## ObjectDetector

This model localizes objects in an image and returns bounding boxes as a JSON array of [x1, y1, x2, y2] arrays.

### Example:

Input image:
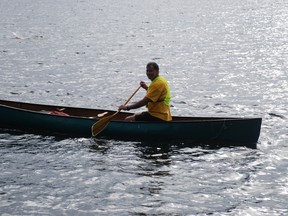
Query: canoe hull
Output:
[[0, 100, 262, 148], [101, 118, 262, 148]]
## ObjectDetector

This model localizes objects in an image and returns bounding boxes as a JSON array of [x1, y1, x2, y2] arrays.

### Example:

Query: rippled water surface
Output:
[[1, 0, 288, 215]]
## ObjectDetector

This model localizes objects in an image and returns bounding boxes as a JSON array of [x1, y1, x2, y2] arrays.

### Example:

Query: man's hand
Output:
[[118, 105, 129, 111], [140, 81, 148, 90]]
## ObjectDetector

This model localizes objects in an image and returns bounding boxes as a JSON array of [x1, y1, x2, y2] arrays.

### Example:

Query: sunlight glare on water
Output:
[[0, 0, 288, 215]]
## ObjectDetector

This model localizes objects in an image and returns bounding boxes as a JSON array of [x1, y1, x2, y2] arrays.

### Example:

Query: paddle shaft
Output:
[[111, 85, 141, 116], [122, 86, 141, 107]]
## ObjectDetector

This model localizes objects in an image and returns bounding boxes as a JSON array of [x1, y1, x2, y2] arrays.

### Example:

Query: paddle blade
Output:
[[91, 114, 115, 137]]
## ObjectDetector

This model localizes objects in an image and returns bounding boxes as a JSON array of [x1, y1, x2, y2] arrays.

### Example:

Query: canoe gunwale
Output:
[[0, 99, 261, 122]]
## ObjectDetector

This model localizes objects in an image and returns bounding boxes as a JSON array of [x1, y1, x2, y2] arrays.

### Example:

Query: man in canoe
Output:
[[119, 62, 172, 121]]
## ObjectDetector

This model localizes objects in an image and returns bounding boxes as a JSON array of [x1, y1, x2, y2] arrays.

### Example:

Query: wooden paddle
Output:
[[91, 86, 141, 137]]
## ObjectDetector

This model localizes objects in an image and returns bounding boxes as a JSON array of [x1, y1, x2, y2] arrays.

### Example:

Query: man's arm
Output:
[[119, 96, 151, 111]]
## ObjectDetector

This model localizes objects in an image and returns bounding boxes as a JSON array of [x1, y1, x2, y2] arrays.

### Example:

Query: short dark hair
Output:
[[146, 62, 159, 71]]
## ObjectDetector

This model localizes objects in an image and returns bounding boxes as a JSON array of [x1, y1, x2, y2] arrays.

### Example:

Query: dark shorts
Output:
[[135, 112, 164, 122]]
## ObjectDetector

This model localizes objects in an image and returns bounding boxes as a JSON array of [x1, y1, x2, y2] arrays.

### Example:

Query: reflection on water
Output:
[[0, 127, 283, 215]]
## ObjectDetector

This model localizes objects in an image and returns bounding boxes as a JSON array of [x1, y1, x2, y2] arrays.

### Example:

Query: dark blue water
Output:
[[1, 0, 287, 215]]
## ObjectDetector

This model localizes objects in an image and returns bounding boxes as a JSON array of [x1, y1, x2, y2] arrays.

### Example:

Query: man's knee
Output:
[[125, 115, 135, 121]]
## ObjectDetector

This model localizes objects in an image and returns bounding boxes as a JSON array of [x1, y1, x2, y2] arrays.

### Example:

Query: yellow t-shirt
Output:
[[146, 76, 172, 121]]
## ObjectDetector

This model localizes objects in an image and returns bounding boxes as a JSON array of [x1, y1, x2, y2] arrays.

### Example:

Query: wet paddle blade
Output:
[[91, 112, 117, 137]]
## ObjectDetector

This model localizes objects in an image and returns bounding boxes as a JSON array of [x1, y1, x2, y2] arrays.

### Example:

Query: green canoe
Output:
[[0, 99, 262, 148]]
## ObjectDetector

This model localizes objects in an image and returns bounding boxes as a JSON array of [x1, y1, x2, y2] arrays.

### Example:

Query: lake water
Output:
[[0, 0, 288, 215]]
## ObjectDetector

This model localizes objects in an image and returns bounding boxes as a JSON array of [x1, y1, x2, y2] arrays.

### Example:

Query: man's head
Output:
[[146, 62, 159, 80]]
